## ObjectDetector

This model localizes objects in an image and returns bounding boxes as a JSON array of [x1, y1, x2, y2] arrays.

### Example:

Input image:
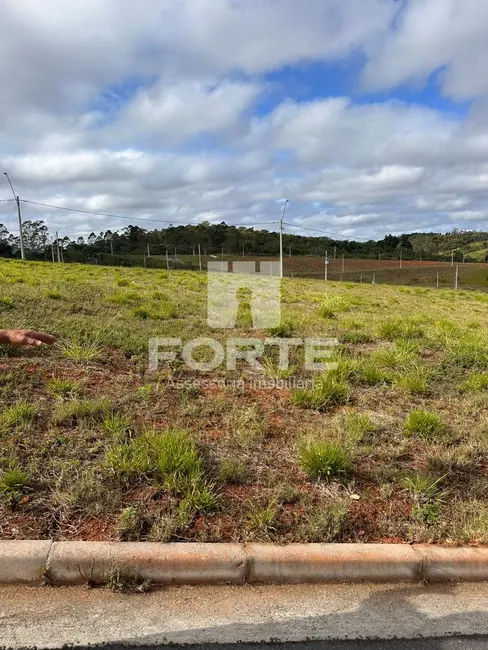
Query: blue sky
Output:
[[1, 0, 488, 240]]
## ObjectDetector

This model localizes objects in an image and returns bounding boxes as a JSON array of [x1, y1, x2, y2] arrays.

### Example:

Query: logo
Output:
[[207, 261, 281, 329]]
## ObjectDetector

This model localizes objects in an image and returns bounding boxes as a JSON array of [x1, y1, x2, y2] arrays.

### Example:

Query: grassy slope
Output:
[[0, 258, 487, 544]]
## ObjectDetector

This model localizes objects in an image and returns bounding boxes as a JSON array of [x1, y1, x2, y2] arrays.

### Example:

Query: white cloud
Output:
[[362, 0, 488, 100], [1, 0, 488, 242], [114, 80, 262, 143]]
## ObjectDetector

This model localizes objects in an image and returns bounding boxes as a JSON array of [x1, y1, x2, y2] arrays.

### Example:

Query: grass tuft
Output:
[[403, 409, 446, 442], [292, 376, 349, 411], [0, 401, 37, 428], [299, 441, 349, 481], [54, 398, 112, 425]]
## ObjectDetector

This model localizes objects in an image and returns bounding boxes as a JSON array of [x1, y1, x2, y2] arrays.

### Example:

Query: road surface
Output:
[[1, 582, 488, 648]]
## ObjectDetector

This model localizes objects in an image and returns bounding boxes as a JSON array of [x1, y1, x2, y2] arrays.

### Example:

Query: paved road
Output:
[[1, 583, 488, 649]]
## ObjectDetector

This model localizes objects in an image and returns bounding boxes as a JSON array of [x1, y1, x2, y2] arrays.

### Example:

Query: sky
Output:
[[1, 0, 488, 241]]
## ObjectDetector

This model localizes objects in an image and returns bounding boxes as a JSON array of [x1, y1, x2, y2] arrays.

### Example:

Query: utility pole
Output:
[[198, 244, 202, 272], [55, 232, 61, 263], [51, 240, 55, 263], [334, 246, 337, 259], [147, 243, 151, 258], [451, 251, 454, 267], [174, 246, 177, 262], [455, 265, 459, 290], [166, 248, 169, 271], [324, 257, 328, 281], [342, 253, 345, 273], [372, 273, 376, 285], [436, 271, 440, 288], [279, 199, 288, 279], [110, 239, 114, 255], [289, 243, 292, 258], [400, 250, 403, 269], [242, 244, 245, 258], [3, 172, 25, 260]]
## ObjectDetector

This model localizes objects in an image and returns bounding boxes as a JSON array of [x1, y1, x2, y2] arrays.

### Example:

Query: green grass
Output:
[[60, 339, 103, 361], [291, 376, 350, 411], [0, 468, 30, 498], [0, 401, 37, 428], [1, 257, 488, 544], [403, 409, 447, 442], [47, 378, 82, 398], [54, 398, 112, 424], [458, 372, 488, 392], [299, 441, 350, 481], [394, 366, 430, 395]]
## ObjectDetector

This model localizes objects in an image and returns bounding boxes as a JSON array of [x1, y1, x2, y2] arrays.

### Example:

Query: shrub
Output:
[[403, 409, 446, 441], [299, 441, 349, 481]]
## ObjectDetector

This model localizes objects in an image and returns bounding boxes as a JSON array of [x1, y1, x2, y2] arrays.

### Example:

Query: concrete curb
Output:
[[0, 541, 487, 586]]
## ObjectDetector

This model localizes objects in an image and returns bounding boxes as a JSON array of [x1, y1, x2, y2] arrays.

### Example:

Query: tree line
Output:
[[0, 220, 486, 267]]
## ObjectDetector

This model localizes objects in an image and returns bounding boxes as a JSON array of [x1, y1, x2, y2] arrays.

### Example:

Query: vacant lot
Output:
[[0, 258, 487, 544], [172, 254, 488, 290]]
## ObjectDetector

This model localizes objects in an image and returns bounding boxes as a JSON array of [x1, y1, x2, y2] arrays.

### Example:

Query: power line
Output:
[[0, 199, 15, 202], [283, 221, 372, 241], [20, 199, 279, 229]]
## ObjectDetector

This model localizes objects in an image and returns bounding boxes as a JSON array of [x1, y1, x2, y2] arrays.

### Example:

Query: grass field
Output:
[[0, 257, 488, 544]]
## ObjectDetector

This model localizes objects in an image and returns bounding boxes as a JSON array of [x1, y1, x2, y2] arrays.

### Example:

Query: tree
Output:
[[0, 224, 12, 257], [22, 220, 49, 255]]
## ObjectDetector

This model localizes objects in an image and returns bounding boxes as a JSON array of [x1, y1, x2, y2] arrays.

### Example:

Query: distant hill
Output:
[[408, 230, 488, 262]]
